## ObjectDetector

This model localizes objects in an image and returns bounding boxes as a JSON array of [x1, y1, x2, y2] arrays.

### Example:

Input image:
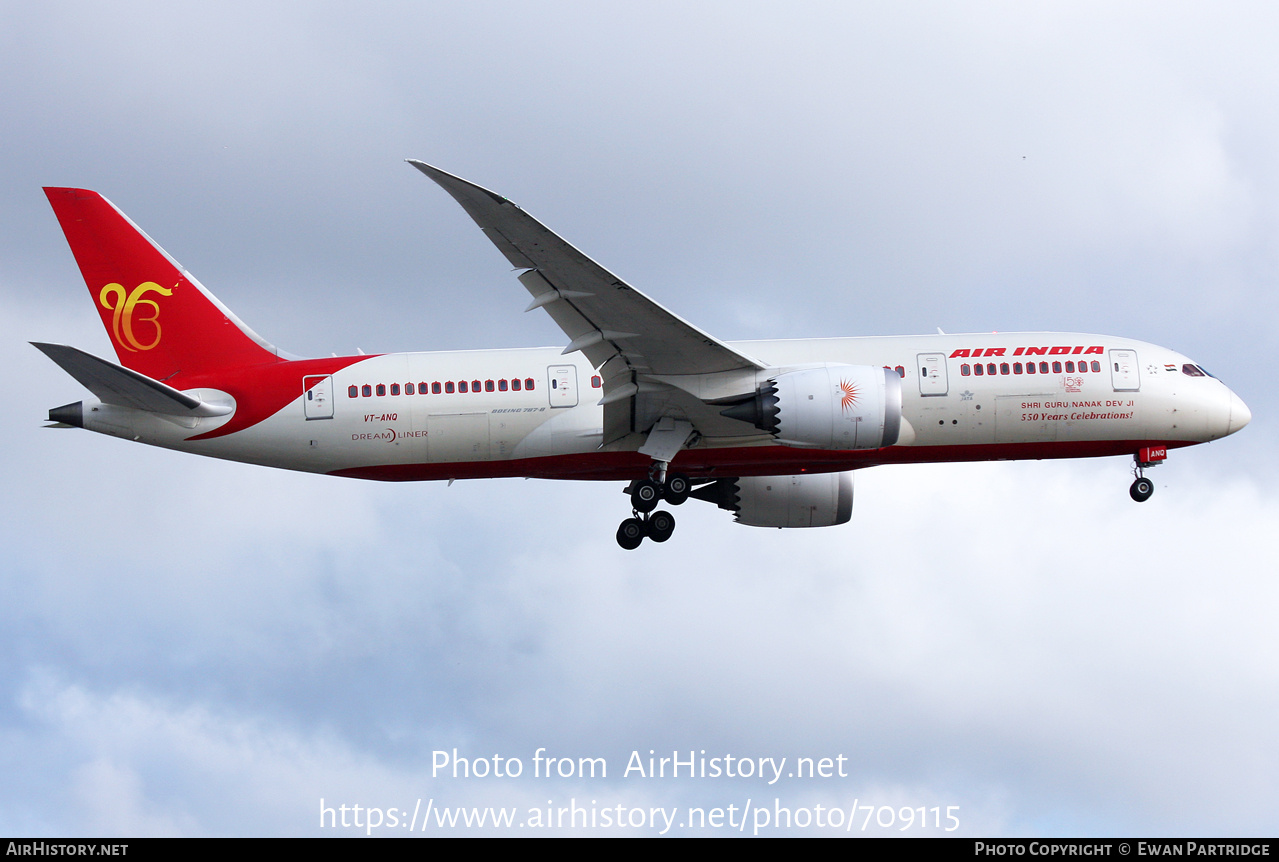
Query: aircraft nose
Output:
[[1227, 389, 1251, 436]]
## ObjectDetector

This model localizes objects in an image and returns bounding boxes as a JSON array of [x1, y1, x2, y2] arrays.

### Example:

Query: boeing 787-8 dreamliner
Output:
[[36, 162, 1251, 548]]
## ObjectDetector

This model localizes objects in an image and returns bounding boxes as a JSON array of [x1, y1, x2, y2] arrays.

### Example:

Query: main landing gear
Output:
[[616, 468, 690, 549]]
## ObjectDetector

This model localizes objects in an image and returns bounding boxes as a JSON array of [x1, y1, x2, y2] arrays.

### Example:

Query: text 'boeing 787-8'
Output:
[[36, 162, 1250, 548]]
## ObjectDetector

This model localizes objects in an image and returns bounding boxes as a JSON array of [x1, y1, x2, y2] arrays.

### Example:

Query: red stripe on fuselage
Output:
[[328, 438, 1196, 483], [184, 355, 376, 440]]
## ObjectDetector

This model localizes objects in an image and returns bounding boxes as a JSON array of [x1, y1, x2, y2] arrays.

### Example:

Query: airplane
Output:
[[35, 162, 1251, 549]]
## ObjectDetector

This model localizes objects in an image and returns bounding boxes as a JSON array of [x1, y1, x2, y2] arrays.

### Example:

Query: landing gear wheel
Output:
[[631, 479, 661, 513], [1130, 477, 1154, 503], [663, 473, 691, 506], [646, 510, 676, 543], [616, 518, 645, 550]]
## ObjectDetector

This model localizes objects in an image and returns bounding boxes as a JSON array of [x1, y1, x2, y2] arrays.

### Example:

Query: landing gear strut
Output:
[[617, 467, 691, 549], [1129, 451, 1158, 503]]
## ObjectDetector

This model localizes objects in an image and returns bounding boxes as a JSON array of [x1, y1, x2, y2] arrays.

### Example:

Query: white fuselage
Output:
[[73, 331, 1249, 483]]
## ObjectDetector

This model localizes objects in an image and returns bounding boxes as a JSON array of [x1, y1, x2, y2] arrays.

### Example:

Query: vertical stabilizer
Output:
[[43, 188, 282, 381]]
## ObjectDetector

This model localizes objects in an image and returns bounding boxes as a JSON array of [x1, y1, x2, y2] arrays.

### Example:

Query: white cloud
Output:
[[5, 456, 1275, 835]]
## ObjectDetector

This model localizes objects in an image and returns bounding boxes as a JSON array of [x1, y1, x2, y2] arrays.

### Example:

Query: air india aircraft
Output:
[[36, 162, 1251, 548]]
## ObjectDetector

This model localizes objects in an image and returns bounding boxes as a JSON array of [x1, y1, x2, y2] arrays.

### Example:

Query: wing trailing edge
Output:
[[406, 160, 763, 376]]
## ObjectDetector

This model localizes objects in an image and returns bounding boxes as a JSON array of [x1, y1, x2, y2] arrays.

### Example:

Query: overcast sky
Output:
[[2, 1, 1276, 837]]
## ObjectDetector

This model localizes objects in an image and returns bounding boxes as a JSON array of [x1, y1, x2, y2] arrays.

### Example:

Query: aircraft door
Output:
[[1109, 349, 1140, 392], [917, 353, 949, 396], [547, 365, 578, 407], [303, 375, 334, 420], [427, 413, 490, 462]]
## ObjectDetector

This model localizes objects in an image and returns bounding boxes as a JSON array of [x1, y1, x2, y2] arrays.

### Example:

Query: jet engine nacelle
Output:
[[690, 472, 854, 527], [734, 473, 854, 528], [722, 364, 902, 450]]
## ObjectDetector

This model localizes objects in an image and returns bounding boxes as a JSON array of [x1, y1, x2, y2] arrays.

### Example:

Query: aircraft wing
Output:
[[408, 161, 764, 378]]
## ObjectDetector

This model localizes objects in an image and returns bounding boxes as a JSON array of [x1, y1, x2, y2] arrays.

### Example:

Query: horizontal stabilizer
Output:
[[32, 342, 232, 417]]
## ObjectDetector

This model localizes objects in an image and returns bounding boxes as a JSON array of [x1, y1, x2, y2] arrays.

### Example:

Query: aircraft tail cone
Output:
[[48, 401, 83, 428]]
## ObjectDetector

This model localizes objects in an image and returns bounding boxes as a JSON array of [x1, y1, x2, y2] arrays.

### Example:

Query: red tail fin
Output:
[[44, 188, 282, 381]]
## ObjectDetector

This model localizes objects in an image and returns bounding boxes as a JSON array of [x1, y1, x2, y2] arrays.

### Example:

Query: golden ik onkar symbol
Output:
[[99, 282, 172, 352]]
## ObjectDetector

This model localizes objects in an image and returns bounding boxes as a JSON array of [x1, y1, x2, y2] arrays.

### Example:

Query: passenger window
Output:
[[987, 363, 996, 375], [445, 382, 455, 393], [526, 378, 535, 390], [1013, 363, 1022, 374], [1027, 363, 1036, 374], [348, 385, 358, 398], [974, 364, 984, 376], [391, 383, 401, 396], [376, 384, 386, 396], [512, 379, 522, 391], [459, 381, 468, 393], [362, 385, 372, 397], [485, 380, 495, 392], [405, 383, 415, 395], [1000, 363, 1010, 375], [472, 380, 481, 392], [591, 375, 602, 388], [1052, 362, 1062, 374], [1040, 362, 1049, 374], [1091, 361, 1101, 372], [961, 364, 971, 376], [432, 382, 441, 394], [499, 379, 508, 391]]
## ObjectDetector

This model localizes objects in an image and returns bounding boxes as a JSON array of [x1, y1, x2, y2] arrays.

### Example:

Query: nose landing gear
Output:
[[1129, 475, 1154, 503], [1129, 447, 1164, 503]]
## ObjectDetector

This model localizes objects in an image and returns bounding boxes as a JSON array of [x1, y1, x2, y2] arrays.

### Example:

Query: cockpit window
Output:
[[1182, 364, 1206, 377]]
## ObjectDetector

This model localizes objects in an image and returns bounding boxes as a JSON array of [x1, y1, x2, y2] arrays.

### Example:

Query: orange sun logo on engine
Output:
[[839, 378, 859, 412], [99, 281, 173, 352]]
